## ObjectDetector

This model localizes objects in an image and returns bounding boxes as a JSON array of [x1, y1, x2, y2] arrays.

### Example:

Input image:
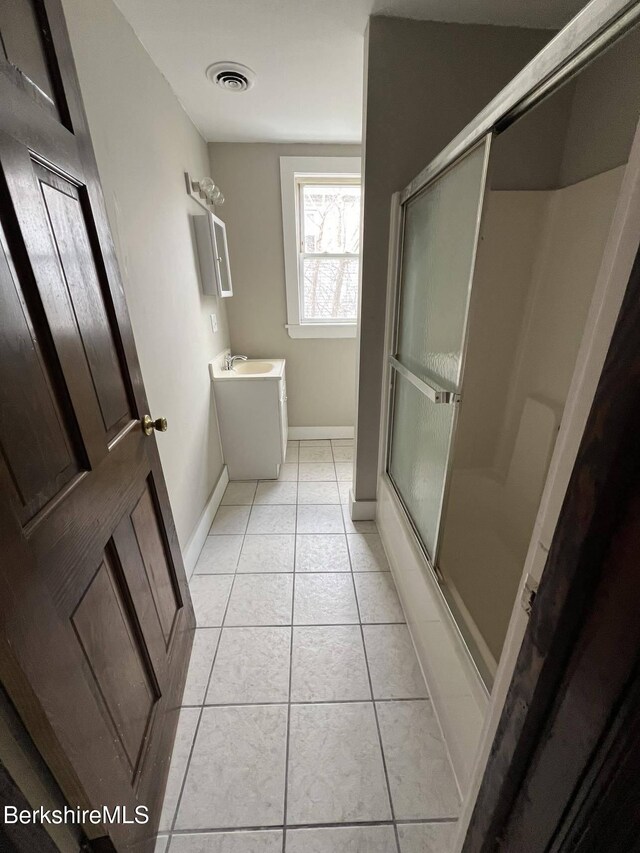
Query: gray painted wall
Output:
[[63, 0, 230, 548], [210, 142, 361, 428], [490, 84, 575, 191], [559, 24, 640, 186], [355, 16, 552, 501], [491, 23, 640, 192]]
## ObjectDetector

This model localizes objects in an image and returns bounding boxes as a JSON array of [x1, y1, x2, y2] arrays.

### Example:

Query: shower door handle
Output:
[[389, 356, 460, 404]]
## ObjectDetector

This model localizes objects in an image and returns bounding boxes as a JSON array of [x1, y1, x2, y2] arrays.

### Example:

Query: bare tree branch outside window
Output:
[[299, 182, 361, 322]]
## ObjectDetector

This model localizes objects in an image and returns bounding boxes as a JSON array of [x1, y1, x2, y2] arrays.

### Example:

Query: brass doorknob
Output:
[[142, 414, 168, 436]]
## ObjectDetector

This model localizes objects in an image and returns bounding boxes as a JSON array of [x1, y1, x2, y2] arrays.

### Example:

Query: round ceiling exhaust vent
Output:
[[206, 62, 256, 92]]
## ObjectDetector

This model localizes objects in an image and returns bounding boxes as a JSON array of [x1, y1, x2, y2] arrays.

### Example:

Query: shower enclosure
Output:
[[387, 138, 491, 562], [384, 23, 640, 688]]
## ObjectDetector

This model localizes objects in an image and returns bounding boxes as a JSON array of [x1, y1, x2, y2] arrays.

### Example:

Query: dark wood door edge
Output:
[[87, 838, 117, 853], [462, 240, 640, 850], [553, 661, 640, 852], [500, 466, 640, 848]]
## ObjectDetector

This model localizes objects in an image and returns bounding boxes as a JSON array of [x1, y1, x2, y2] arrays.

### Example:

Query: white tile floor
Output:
[[157, 440, 459, 853]]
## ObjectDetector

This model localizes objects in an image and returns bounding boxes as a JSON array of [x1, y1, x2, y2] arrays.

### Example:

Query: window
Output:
[[299, 180, 360, 322], [280, 156, 361, 338]]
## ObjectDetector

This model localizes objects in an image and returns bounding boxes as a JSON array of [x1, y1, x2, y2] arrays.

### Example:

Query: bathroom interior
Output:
[[2, 1, 640, 852], [175, 20, 640, 848]]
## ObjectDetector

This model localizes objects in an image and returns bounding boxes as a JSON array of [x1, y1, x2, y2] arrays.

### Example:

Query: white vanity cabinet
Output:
[[211, 359, 288, 480]]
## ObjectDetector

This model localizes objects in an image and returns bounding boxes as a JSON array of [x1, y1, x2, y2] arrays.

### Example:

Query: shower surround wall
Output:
[[441, 166, 625, 671]]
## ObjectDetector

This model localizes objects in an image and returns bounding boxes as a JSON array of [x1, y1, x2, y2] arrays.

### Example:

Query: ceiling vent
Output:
[[206, 62, 256, 92]]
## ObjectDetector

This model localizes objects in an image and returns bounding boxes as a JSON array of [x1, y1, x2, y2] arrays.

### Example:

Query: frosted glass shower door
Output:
[[388, 137, 491, 562]]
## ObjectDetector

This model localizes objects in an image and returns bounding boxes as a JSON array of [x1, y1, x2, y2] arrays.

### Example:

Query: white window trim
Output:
[[280, 155, 361, 339]]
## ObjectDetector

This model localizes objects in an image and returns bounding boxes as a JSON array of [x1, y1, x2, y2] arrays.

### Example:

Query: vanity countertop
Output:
[[209, 357, 286, 381]]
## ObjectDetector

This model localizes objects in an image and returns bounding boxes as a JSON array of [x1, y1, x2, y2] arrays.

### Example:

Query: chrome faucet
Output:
[[224, 353, 248, 370]]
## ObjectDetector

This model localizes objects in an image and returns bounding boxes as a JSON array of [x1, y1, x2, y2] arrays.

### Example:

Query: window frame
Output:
[[280, 156, 361, 339]]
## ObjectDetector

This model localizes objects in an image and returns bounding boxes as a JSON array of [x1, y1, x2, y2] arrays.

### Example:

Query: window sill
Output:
[[286, 323, 357, 339]]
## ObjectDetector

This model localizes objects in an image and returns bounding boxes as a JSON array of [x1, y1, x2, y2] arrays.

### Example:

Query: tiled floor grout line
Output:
[[196, 570, 391, 577], [281, 486, 297, 853], [342, 500, 403, 853], [165, 683, 207, 849], [224, 499, 345, 507], [193, 620, 405, 629], [168, 816, 458, 837], [180, 696, 423, 708], [166, 501, 251, 850]]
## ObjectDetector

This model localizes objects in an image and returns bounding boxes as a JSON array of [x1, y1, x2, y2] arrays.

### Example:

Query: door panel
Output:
[[71, 546, 160, 781], [130, 486, 181, 647], [396, 141, 490, 388], [389, 372, 455, 557], [36, 164, 131, 437], [387, 137, 491, 561], [1, 136, 108, 469], [0, 0, 63, 121], [0, 226, 81, 523], [0, 2, 195, 850]]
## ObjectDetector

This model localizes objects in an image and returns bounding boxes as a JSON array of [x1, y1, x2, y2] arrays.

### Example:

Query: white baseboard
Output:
[[377, 475, 488, 796], [288, 426, 354, 440], [182, 465, 229, 579], [348, 488, 377, 520]]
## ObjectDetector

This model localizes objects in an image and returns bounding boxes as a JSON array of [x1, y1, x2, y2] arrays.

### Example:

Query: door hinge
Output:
[[521, 574, 539, 617]]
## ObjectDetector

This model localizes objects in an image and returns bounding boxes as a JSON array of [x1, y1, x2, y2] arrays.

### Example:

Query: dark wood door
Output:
[[462, 238, 640, 851], [0, 1, 195, 850]]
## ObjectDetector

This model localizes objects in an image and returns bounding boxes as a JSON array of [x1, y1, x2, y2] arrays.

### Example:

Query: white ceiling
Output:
[[114, 0, 589, 144]]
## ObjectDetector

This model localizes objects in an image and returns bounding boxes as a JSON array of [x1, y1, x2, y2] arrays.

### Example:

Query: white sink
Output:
[[232, 361, 273, 375], [209, 356, 286, 382]]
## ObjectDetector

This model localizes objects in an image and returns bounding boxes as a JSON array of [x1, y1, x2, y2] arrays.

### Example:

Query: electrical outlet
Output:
[[210, 313, 218, 334]]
